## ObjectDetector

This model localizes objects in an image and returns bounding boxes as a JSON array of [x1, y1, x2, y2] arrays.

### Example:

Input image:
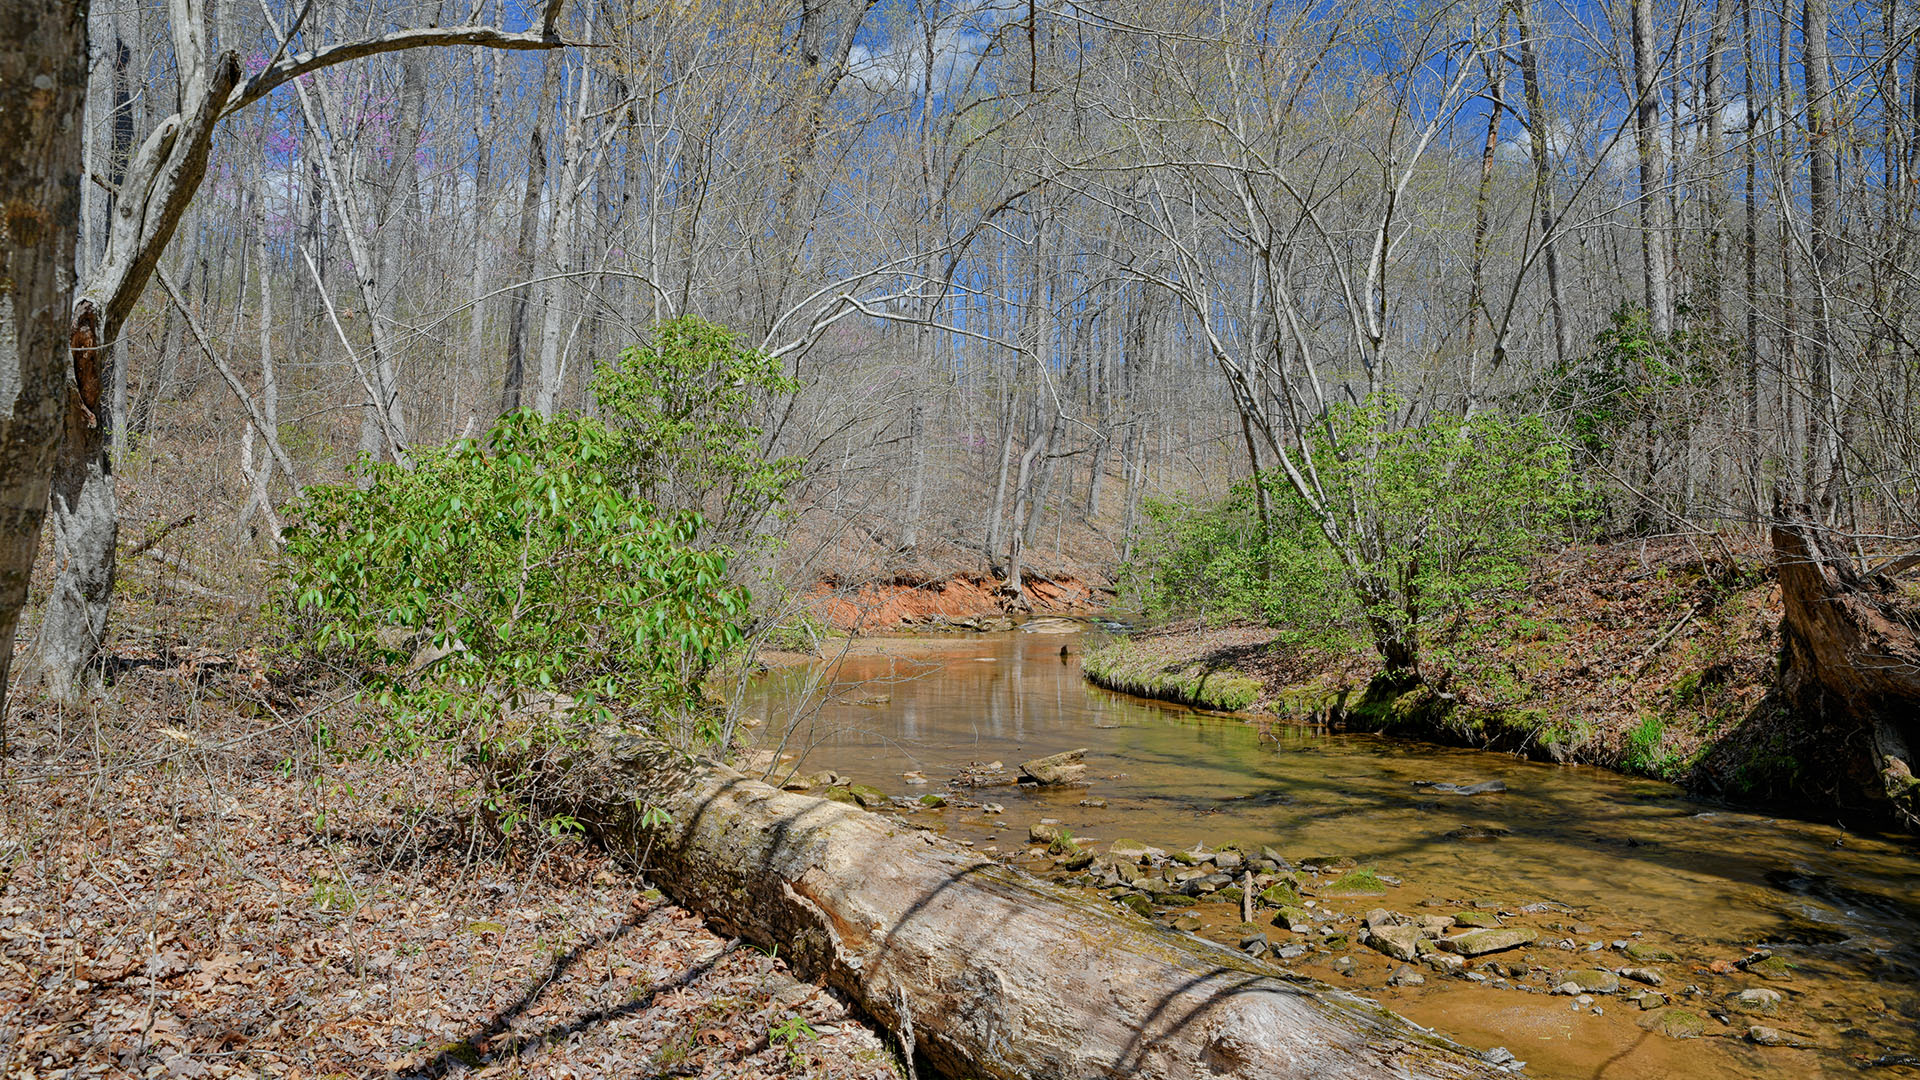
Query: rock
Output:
[[1110, 860, 1143, 885], [1301, 856, 1356, 872], [1746, 1025, 1787, 1046], [1412, 779, 1508, 795], [917, 793, 948, 808], [1077, 797, 1108, 808], [1275, 943, 1309, 960], [1364, 908, 1399, 930], [1330, 956, 1357, 977], [1367, 925, 1426, 962], [1259, 847, 1291, 869], [1645, 1008, 1706, 1039], [847, 784, 889, 809], [1018, 749, 1089, 785], [1424, 953, 1466, 975], [1440, 928, 1537, 957], [1240, 933, 1269, 956], [1621, 942, 1677, 963], [1387, 964, 1426, 987], [1258, 882, 1302, 908], [1481, 1047, 1517, 1067], [1149, 892, 1198, 908], [1559, 968, 1620, 994], [1552, 981, 1582, 996], [1630, 990, 1667, 1011], [1273, 907, 1314, 933], [1117, 893, 1153, 917], [823, 786, 858, 805], [1107, 838, 1152, 862], [1453, 911, 1502, 929], [1028, 822, 1067, 844], [1728, 987, 1783, 1016], [1215, 851, 1244, 872], [1216, 887, 1245, 905], [1189, 873, 1232, 895], [1416, 915, 1456, 935], [1441, 824, 1511, 841], [1060, 850, 1095, 871], [1742, 954, 1795, 981], [1172, 847, 1214, 866], [1619, 967, 1664, 987], [1169, 912, 1202, 932]]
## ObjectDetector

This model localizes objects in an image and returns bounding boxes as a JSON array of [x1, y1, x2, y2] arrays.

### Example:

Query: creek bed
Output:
[[742, 628, 1920, 1079]]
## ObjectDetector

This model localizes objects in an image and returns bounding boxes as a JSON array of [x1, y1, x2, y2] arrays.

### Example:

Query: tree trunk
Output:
[[0, 0, 89, 729], [579, 736, 1508, 1080], [1772, 506, 1920, 828], [1629, 0, 1674, 335]]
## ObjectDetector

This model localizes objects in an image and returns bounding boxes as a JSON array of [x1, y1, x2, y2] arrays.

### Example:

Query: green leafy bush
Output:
[[280, 318, 798, 832], [1121, 402, 1583, 673]]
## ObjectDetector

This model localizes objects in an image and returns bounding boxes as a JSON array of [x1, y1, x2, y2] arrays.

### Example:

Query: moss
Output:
[[1258, 882, 1303, 907], [1322, 867, 1388, 895], [1081, 642, 1262, 713]]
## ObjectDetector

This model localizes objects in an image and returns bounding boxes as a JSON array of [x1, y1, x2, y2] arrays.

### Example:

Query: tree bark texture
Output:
[[1772, 507, 1920, 828], [577, 735, 1506, 1080], [0, 0, 89, 726]]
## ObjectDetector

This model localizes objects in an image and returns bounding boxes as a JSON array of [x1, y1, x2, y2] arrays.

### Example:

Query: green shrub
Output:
[[280, 319, 797, 832]]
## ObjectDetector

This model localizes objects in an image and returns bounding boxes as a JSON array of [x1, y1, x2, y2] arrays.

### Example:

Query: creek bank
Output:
[[808, 572, 1109, 632], [1082, 537, 1906, 821]]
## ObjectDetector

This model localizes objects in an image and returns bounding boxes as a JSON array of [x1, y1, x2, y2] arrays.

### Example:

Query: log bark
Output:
[[1772, 506, 1920, 828], [576, 735, 1506, 1080]]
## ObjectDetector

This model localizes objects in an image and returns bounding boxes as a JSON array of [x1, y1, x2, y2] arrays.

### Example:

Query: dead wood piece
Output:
[[581, 735, 1505, 1080]]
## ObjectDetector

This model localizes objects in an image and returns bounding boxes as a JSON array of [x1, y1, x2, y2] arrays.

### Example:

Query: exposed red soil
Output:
[[808, 574, 1107, 633]]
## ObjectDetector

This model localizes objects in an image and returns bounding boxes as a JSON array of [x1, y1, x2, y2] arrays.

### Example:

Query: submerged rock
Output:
[[1621, 942, 1678, 963], [1645, 1008, 1707, 1039], [1728, 987, 1784, 1016], [1558, 968, 1621, 994], [1619, 966, 1664, 986], [1440, 928, 1537, 956], [1413, 779, 1509, 796], [1452, 911, 1502, 929], [1018, 748, 1089, 785]]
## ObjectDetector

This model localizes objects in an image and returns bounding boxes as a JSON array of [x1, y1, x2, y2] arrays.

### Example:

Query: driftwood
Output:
[[1772, 507, 1920, 827], [579, 735, 1507, 1080]]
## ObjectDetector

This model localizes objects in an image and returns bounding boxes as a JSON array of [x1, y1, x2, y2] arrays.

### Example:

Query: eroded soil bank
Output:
[[807, 572, 1107, 632]]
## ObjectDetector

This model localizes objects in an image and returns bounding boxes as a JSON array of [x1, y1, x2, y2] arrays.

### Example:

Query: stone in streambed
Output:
[[1619, 967, 1664, 987], [916, 793, 947, 808], [1728, 987, 1783, 1016], [1169, 912, 1202, 932], [1028, 821, 1067, 844], [1107, 838, 1153, 862], [1440, 927, 1537, 956], [1273, 906, 1314, 933], [1387, 963, 1426, 987], [1060, 849, 1095, 871], [1367, 925, 1426, 962], [1558, 968, 1620, 994], [1621, 942, 1677, 963], [1644, 1008, 1706, 1039], [1018, 748, 1088, 785], [1453, 911, 1502, 929], [846, 784, 889, 809]]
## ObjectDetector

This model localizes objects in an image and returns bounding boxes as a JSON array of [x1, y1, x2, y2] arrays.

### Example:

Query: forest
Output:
[[2, 0, 1919, 1076]]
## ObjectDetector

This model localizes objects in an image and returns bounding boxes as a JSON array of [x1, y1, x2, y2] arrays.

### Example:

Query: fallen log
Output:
[[577, 734, 1508, 1079], [1772, 507, 1920, 828]]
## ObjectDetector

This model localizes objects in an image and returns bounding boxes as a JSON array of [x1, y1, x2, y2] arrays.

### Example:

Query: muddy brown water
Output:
[[743, 628, 1920, 1079]]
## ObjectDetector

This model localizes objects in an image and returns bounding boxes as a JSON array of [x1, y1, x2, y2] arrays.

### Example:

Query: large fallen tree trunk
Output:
[[1772, 506, 1920, 828], [574, 735, 1507, 1079]]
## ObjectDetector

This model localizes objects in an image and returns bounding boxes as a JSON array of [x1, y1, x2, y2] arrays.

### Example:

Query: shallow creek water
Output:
[[743, 628, 1920, 1079]]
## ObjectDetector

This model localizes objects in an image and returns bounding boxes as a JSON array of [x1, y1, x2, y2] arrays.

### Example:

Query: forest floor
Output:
[[0, 645, 903, 1080], [1081, 534, 1865, 811]]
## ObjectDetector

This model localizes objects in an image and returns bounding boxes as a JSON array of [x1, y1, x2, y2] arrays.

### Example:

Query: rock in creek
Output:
[[1440, 928, 1537, 956], [1028, 821, 1067, 844], [1367, 925, 1427, 962], [1557, 968, 1621, 994], [1018, 748, 1088, 785], [1453, 911, 1502, 929], [1621, 942, 1678, 963], [1619, 966, 1664, 986], [1728, 987, 1784, 1016], [1412, 779, 1509, 796], [1106, 837, 1154, 862], [1387, 964, 1427, 987]]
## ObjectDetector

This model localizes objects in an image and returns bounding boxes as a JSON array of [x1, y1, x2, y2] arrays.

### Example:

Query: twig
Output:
[[126, 514, 196, 559], [1633, 602, 1702, 676]]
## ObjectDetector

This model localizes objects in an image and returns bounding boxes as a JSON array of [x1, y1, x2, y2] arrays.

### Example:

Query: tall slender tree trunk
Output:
[[1802, 0, 1842, 512], [1630, 0, 1675, 335], [502, 54, 560, 414], [1514, 0, 1572, 366]]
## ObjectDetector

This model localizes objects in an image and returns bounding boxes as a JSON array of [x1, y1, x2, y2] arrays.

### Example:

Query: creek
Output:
[[744, 626, 1920, 1079]]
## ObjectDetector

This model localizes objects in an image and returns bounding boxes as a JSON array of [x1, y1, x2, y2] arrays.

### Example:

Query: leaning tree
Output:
[[29, 0, 576, 698]]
